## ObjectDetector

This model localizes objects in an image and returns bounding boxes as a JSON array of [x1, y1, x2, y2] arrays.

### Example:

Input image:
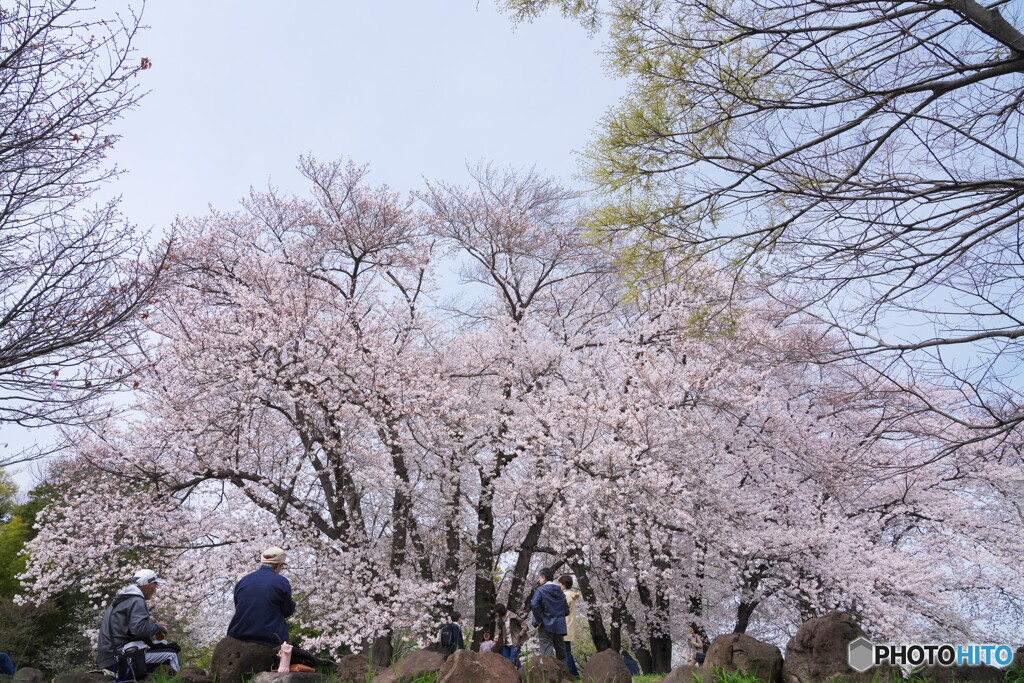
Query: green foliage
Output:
[[501, 0, 603, 33], [0, 514, 31, 595], [688, 667, 763, 683], [0, 481, 94, 674], [0, 470, 17, 522], [144, 669, 180, 683], [0, 481, 63, 598]]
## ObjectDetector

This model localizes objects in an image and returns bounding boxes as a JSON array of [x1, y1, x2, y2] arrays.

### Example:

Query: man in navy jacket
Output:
[[530, 567, 570, 664], [227, 547, 296, 647]]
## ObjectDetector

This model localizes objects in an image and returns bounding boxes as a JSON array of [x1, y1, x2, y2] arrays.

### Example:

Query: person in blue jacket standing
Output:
[[530, 567, 570, 664], [227, 546, 295, 647]]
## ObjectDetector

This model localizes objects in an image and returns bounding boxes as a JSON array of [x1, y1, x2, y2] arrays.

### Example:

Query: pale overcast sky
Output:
[[113, 1, 619, 221], [1, 1, 623, 488]]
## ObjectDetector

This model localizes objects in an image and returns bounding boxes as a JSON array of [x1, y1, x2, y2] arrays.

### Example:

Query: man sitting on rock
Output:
[[97, 569, 180, 678], [226, 546, 317, 669], [227, 546, 295, 647]]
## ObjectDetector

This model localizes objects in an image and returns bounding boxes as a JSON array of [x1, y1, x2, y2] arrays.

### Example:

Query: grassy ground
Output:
[[143, 662, 1024, 683]]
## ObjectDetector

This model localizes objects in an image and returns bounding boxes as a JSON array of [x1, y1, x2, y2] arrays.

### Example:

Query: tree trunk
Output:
[[650, 632, 672, 673], [635, 551, 673, 674], [636, 648, 653, 675], [689, 538, 709, 649], [568, 558, 611, 652], [507, 515, 545, 614], [444, 477, 462, 578], [366, 632, 393, 668], [734, 598, 760, 634], [471, 474, 498, 650], [610, 604, 623, 653]]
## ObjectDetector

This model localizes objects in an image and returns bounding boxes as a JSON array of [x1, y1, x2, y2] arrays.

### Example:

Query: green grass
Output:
[[174, 658, 1024, 683], [626, 663, 1024, 683]]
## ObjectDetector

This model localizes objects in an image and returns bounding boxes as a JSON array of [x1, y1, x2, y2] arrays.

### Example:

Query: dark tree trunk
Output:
[[650, 579, 673, 672], [636, 649, 653, 675], [650, 632, 672, 672], [471, 474, 498, 650], [444, 477, 462, 578], [734, 598, 760, 634], [610, 604, 623, 653], [689, 539, 709, 648], [568, 558, 611, 652], [437, 475, 462, 620], [366, 632, 393, 668], [634, 553, 673, 674], [507, 515, 545, 614]]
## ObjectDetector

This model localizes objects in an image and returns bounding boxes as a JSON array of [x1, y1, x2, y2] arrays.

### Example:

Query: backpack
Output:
[[114, 646, 148, 682], [439, 623, 457, 649]]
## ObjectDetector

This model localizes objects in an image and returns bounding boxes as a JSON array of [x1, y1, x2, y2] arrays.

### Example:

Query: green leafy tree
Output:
[[0, 482, 93, 673], [500, 0, 1024, 455], [0, 471, 17, 522], [0, 516, 31, 596]]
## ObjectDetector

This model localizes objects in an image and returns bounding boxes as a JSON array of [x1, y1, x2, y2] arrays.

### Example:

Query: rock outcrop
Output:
[[211, 636, 277, 683], [580, 649, 632, 683], [371, 649, 446, 683], [705, 632, 783, 683], [437, 649, 518, 683]]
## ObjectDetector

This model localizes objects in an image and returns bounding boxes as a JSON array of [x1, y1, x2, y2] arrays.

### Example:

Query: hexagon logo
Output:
[[848, 636, 875, 672]]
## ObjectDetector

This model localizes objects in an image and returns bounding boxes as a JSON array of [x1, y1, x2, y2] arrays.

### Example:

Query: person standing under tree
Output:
[[493, 604, 527, 669], [531, 568, 570, 664], [683, 625, 704, 665], [559, 575, 581, 675], [438, 612, 465, 657]]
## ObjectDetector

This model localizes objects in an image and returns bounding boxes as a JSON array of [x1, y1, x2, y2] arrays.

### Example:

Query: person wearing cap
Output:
[[226, 546, 296, 648], [97, 569, 179, 675]]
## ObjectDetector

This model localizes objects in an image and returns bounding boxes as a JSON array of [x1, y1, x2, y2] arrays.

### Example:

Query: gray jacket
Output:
[[97, 585, 163, 669]]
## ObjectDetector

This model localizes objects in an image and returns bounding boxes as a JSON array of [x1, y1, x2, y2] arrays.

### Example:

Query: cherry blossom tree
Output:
[[21, 158, 459, 663], [18, 159, 1023, 671]]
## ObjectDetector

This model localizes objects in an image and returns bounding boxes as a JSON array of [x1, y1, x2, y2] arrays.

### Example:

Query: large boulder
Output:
[[53, 674, 113, 683], [175, 666, 213, 683], [783, 611, 896, 683], [662, 664, 704, 683], [335, 654, 371, 683], [705, 633, 783, 683], [371, 649, 445, 683], [211, 636, 277, 683], [580, 649, 633, 683], [520, 654, 571, 682], [252, 674, 329, 683], [438, 649, 518, 683], [915, 664, 1005, 682], [12, 669, 45, 683]]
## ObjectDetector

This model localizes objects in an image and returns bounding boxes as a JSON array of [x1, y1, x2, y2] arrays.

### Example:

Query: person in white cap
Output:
[[226, 547, 296, 649], [97, 569, 179, 677]]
